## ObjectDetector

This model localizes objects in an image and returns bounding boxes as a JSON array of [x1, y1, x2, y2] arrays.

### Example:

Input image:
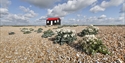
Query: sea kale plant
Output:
[[21, 28, 31, 34], [70, 24, 78, 27], [78, 25, 110, 55], [57, 25, 63, 28], [80, 34, 110, 55], [21, 28, 28, 32], [8, 32, 15, 35], [42, 29, 54, 38], [78, 25, 99, 37], [37, 28, 43, 33], [54, 28, 77, 45], [29, 28, 34, 31]]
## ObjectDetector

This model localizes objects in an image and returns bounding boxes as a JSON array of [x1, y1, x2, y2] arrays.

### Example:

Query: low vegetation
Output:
[[79, 35, 110, 55], [36, 28, 43, 33], [20, 28, 43, 34], [57, 25, 63, 28], [54, 29, 77, 45], [29, 28, 34, 31], [13, 25, 110, 55], [8, 32, 15, 35], [21, 28, 31, 34], [78, 25, 99, 37], [42, 29, 54, 38], [69, 25, 78, 27], [78, 25, 110, 55]]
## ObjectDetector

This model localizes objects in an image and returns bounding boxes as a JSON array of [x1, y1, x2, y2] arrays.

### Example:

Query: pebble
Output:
[[77, 58, 83, 63], [14, 51, 18, 54], [124, 55, 125, 60], [103, 57, 108, 60], [123, 36, 125, 38], [76, 53, 80, 57], [6, 56, 12, 59], [50, 61, 54, 63], [95, 60, 100, 63], [67, 57, 71, 61], [115, 59, 123, 63]]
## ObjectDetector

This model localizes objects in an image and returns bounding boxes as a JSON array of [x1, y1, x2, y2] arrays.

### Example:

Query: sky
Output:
[[0, 0, 125, 25]]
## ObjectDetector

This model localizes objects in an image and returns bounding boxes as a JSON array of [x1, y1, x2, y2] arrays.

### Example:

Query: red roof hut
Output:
[[46, 17, 61, 25]]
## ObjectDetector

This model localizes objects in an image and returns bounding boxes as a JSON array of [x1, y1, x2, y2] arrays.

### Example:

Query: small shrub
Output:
[[8, 32, 15, 35], [38, 28, 43, 30], [80, 35, 110, 55], [21, 28, 28, 32], [37, 28, 43, 33], [57, 25, 63, 28], [78, 25, 99, 37], [23, 30, 31, 34], [54, 29, 77, 45], [44, 25, 47, 28], [29, 28, 34, 31], [42, 29, 54, 38], [34, 30, 37, 32], [21, 28, 31, 34], [70, 24, 78, 27]]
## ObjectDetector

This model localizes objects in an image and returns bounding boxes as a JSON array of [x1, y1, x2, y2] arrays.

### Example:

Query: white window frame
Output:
[[54, 20, 57, 23], [50, 21, 53, 25], [57, 20, 59, 22], [47, 21, 49, 23]]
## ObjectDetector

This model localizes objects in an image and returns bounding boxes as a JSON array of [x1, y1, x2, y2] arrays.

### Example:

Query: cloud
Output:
[[35, 16, 47, 25], [98, 14, 106, 19], [120, 3, 125, 13], [6, 14, 29, 22], [90, 0, 124, 13], [90, 5, 105, 13], [0, 8, 9, 18], [119, 13, 125, 21], [47, 0, 97, 17], [0, 0, 11, 8], [65, 14, 124, 25], [22, 0, 60, 8], [1, 13, 29, 25], [1, 6, 38, 25], [36, 16, 47, 22], [100, 0, 124, 8]]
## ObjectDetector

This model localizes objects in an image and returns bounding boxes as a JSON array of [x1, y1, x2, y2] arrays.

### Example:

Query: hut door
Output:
[[50, 21, 53, 25]]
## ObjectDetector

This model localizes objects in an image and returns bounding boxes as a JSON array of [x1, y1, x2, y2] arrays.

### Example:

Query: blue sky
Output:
[[0, 0, 125, 25]]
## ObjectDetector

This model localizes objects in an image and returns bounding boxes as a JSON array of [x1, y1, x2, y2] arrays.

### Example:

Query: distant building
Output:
[[46, 17, 61, 25]]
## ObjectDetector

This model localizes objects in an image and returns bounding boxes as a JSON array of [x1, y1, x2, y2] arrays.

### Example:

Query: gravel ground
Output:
[[0, 26, 125, 63]]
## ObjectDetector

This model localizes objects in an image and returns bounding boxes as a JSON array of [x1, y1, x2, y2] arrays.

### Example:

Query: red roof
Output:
[[47, 17, 60, 21]]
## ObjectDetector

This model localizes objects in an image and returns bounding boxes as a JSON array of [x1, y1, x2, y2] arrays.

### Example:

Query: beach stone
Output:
[[76, 53, 80, 57], [115, 59, 123, 63], [103, 57, 108, 61]]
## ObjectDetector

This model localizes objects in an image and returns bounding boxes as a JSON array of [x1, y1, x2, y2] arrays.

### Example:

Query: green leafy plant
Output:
[[78, 25, 99, 37], [54, 29, 77, 45], [21, 28, 31, 34], [29, 28, 34, 31], [70, 24, 78, 27], [37, 28, 43, 33], [21, 28, 28, 32], [8, 32, 15, 35], [42, 29, 54, 38], [23, 30, 31, 34], [57, 25, 63, 28], [80, 35, 110, 55]]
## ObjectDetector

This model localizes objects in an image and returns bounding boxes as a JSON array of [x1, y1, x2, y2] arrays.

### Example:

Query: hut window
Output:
[[54, 21, 56, 23], [57, 20, 59, 22], [47, 21, 49, 23]]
